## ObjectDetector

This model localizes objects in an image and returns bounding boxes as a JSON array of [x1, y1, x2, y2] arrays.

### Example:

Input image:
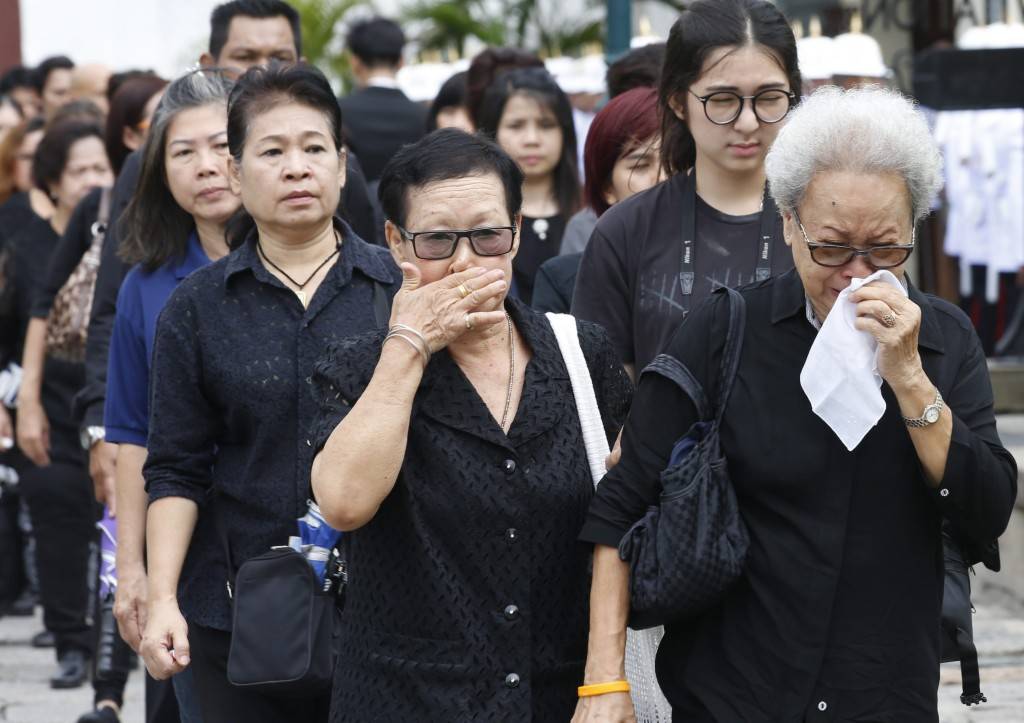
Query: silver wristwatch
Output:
[[80, 425, 106, 450], [903, 389, 944, 428]]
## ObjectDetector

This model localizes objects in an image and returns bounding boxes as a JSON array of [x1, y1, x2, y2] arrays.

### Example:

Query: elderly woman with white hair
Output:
[[574, 86, 1017, 722]]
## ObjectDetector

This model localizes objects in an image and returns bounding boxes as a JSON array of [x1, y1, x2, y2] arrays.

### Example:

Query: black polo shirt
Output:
[[143, 219, 401, 631], [582, 269, 1017, 721]]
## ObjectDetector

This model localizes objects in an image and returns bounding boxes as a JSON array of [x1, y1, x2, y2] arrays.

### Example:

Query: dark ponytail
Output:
[[659, 0, 801, 175]]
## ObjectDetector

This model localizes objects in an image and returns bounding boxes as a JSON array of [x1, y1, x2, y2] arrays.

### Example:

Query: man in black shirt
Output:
[[338, 17, 427, 184]]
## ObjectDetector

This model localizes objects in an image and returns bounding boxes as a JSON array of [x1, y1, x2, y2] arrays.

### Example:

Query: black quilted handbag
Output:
[[618, 287, 750, 630]]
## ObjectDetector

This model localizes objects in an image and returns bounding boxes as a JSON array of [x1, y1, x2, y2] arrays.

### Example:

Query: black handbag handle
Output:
[[640, 287, 746, 424]]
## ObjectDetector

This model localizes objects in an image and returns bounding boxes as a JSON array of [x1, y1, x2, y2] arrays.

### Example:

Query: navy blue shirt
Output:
[[143, 219, 400, 630], [104, 232, 211, 446]]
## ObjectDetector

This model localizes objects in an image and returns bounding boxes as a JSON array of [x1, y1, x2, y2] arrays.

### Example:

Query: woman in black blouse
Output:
[[0, 119, 112, 689], [576, 87, 1018, 722], [138, 63, 400, 722], [477, 67, 580, 305], [572, 0, 800, 378], [310, 129, 631, 722]]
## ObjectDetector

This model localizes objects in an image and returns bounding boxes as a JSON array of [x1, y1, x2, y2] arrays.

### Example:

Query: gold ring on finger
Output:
[[882, 313, 897, 328], [464, 313, 473, 330], [457, 283, 471, 299]]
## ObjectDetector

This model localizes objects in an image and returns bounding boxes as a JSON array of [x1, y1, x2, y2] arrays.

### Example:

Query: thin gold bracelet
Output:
[[577, 680, 630, 697]]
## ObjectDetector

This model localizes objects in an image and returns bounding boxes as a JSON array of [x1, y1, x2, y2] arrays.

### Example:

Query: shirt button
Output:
[[818, 701, 827, 712], [503, 459, 517, 474], [503, 604, 520, 621], [504, 673, 520, 688], [505, 528, 518, 542], [940, 488, 950, 497]]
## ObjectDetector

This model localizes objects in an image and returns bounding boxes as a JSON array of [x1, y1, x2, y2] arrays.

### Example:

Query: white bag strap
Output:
[[545, 312, 608, 487], [545, 312, 672, 723]]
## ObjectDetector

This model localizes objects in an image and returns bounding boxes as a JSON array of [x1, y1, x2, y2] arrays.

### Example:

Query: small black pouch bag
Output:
[[618, 287, 750, 630], [225, 544, 339, 696]]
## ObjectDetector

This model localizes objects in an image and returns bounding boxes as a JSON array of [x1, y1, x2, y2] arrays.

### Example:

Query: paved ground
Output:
[[4, 418, 1024, 722]]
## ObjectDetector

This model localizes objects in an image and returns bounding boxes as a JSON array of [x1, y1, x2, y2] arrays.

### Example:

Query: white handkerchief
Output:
[[800, 269, 908, 450]]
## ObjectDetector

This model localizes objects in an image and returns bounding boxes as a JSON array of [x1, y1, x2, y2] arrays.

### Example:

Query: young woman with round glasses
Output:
[[572, 0, 801, 379]]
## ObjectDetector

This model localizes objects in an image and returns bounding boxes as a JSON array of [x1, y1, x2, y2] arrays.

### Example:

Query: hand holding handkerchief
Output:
[[800, 269, 908, 450]]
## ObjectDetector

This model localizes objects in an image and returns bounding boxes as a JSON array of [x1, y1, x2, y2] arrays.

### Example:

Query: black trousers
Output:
[[18, 460, 96, 657], [189, 623, 330, 723]]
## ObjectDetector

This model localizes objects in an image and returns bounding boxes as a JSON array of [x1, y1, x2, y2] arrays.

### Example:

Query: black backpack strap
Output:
[[715, 287, 747, 424], [642, 354, 711, 421], [957, 627, 986, 705], [372, 280, 391, 329]]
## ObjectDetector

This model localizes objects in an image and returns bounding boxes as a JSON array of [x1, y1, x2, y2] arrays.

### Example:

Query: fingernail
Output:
[[179, 655, 190, 665], [497, 281, 507, 290]]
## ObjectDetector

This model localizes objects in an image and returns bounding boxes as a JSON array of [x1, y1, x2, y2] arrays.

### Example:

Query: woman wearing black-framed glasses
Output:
[[310, 129, 631, 722], [572, 0, 800, 381]]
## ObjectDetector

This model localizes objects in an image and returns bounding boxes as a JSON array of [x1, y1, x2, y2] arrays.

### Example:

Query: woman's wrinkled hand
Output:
[[851, 283, 926, 393], [16, 398, 50, 467], [389, 263, 507, 353], [571, 693, 638, 723], [141, 598, 190, 679]]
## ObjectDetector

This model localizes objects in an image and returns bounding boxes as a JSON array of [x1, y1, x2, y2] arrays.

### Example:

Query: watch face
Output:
[[924, 407, 940, 424]]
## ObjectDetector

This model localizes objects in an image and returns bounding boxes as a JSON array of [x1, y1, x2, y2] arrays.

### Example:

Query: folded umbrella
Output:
[[296, 500, 342, 583]]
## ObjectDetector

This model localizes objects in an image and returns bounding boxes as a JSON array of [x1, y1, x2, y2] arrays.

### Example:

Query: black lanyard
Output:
[[679, 173, 778, 311]]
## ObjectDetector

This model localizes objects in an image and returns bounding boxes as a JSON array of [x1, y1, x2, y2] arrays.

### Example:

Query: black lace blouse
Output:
[[310, 299, 632, 722]]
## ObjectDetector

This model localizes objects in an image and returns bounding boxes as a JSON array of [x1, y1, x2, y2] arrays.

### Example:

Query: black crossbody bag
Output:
[[221, 280, 391, 696]]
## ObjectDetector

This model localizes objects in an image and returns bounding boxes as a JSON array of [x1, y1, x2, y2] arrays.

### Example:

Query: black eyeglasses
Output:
[[395, 224, 517, 260], [793, 210, 915, 268], [688, 88, 796, 125]]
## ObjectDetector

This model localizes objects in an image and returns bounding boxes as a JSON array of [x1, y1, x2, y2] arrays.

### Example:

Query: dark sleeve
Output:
[[579, 294, 727, 547], [531, 257, 574, 314], [103, 273, 149, 446], [931, 319, 1018, 543], [571, 222, 635, 365], [309, 328, 385, 454], [142, 283, 220, 505], [30, 188, 99, 319], [577, 319, 633, 446], [74, 154, 138, 426], [0, 247, 19, 367], [339, 152, 383, 246]]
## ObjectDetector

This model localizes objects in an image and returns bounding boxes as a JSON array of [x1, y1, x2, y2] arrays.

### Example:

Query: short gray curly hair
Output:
[[765, 86, 942, 224]]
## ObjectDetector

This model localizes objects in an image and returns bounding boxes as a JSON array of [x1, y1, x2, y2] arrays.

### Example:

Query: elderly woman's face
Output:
[[229, 102, 345, 238], [784, 170, 913, 321], [386, 172, 519, 292]]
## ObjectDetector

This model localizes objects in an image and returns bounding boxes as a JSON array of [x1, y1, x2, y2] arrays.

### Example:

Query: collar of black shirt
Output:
[[224, 215, 395, 289], [769, 267, 945, 354]]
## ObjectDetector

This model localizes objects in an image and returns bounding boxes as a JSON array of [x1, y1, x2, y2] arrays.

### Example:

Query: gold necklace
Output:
[[500, 313, 515, 431]]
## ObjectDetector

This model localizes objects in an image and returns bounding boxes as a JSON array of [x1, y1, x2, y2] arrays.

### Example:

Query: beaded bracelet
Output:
[[577, 680, 631, 697]]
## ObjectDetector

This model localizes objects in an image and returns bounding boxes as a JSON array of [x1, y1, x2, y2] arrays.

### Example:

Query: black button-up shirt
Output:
[[311, 300, 632, 722], [144, 220, 400, 630], [582, 269, 1017, 722]]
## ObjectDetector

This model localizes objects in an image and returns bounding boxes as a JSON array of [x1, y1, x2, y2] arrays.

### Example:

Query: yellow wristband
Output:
[[577, 680, 631, 697]]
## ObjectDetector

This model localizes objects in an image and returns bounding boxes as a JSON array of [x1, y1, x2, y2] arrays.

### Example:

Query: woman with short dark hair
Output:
[[310, 128, 632, 721], [138, 62, 400, 722]]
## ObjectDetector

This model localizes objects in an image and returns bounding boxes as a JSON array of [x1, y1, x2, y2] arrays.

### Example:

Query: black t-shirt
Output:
[[571, 172, 794, 370], [514, 213, 566, 305]]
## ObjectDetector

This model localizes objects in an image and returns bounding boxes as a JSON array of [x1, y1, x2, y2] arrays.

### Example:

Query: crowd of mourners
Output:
[[0, 0, 1018, 722]]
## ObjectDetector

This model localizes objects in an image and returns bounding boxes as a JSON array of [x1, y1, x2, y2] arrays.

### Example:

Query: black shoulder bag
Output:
[[942, 521, 999, 706], [618, 287, 750, 630], [222, 279, 391, 696]]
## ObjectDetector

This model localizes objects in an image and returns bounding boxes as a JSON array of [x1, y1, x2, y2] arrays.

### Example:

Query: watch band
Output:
[[903, 389, 944, 428]]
